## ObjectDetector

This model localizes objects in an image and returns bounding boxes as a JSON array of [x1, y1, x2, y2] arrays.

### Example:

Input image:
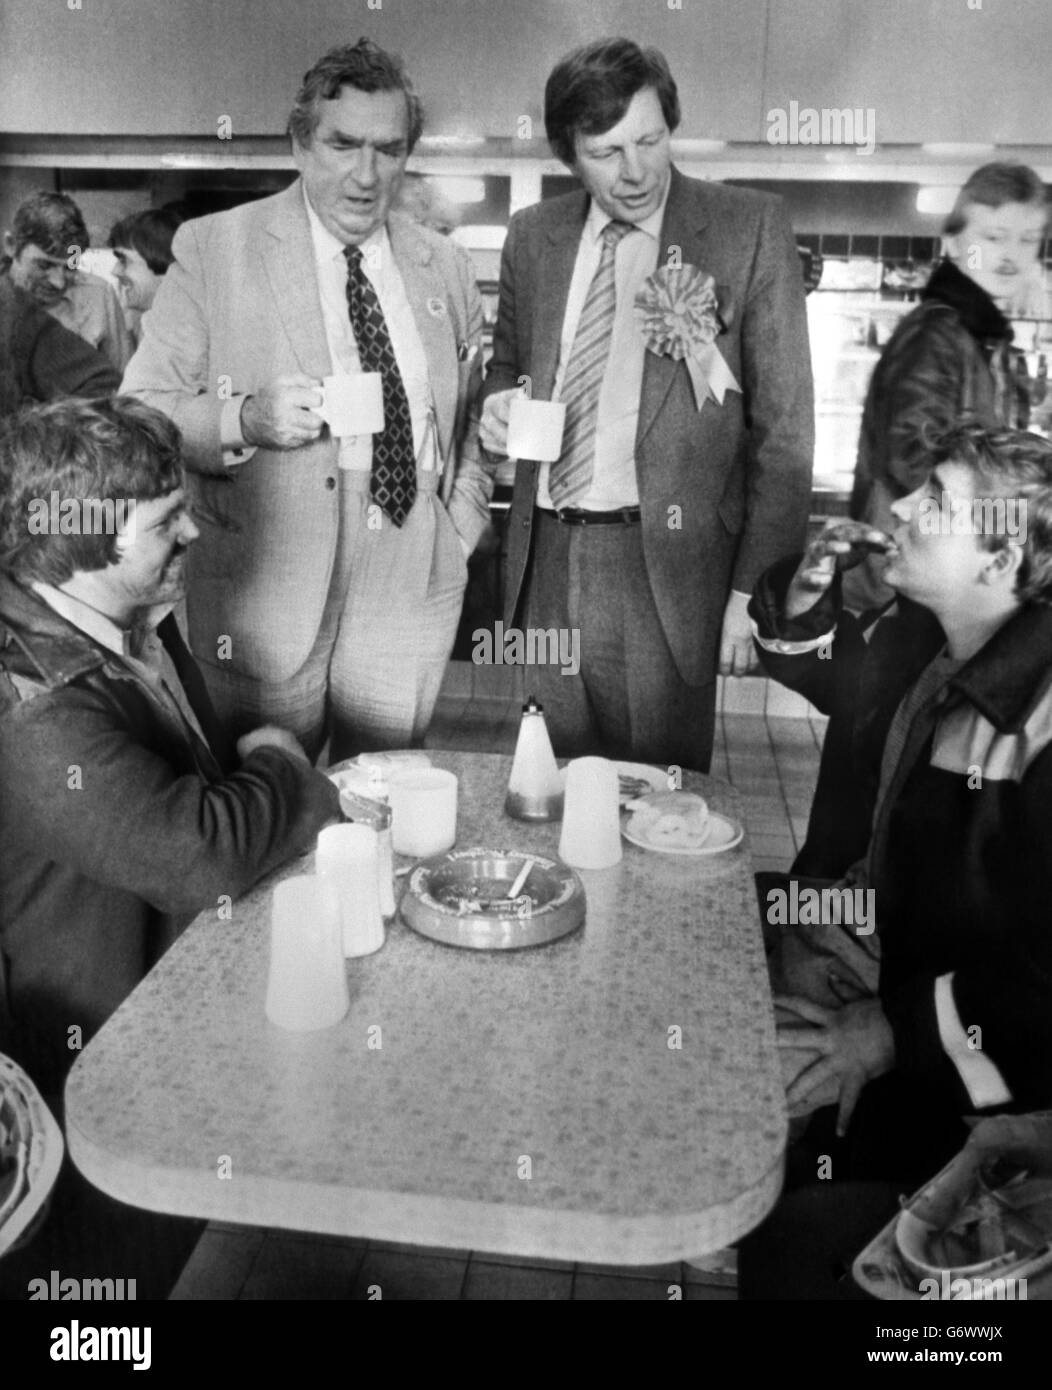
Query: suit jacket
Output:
[[484, 167, 814, 686], [122, 181, 491, 683]]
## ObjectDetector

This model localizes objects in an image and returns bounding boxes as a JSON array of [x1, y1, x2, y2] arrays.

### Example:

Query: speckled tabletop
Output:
[[65, 752, 787, 1264]]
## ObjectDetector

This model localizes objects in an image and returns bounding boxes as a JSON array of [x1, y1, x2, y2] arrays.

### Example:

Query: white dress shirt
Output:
[[222, 186, 438, 474], [536, 185, 669, 511]]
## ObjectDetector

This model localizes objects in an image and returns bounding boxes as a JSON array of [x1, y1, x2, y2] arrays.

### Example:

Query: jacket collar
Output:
[[0, 572, 109, 688], [948, 600, 1052, 731], [922, 259, 1011, 344]]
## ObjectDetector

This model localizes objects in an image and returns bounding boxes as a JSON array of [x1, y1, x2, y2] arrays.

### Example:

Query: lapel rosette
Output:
[[634, 264, 741, 409]]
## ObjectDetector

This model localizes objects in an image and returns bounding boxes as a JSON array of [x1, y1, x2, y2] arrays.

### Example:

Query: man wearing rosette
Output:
[[480, 38, 813, 772]]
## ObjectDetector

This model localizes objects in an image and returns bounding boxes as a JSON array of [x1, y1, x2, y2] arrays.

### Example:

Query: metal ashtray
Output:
[[400, 848, 586, 950]]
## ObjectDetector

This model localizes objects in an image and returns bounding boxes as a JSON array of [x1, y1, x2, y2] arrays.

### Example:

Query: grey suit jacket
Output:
[[484, 167, 814, 687], [123, 181, 491, 683]]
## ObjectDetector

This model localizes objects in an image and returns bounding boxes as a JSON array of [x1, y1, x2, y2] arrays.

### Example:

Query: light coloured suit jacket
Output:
[[123, 181, 490, 683], [484, 167, 814, 687]]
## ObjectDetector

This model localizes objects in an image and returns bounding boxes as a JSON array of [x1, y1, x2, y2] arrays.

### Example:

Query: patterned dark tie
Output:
[[343, 245, 416, 526], [549, 220, 634, 509]]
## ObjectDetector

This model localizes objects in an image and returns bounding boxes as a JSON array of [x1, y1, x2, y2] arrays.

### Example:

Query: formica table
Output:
[[65, 751, 787, 1265]]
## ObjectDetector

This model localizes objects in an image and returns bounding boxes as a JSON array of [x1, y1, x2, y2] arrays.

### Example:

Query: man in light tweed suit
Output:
[[123, 39, 491, 760]]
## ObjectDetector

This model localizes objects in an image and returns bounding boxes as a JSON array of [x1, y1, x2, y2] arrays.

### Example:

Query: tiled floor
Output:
[[170, 674, 826, 1300]]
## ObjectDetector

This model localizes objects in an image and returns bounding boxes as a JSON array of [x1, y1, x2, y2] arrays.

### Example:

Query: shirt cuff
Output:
[[750, 620, 836, 656], [934, 973, 1012, 1108], [221, 395, 257, 466]]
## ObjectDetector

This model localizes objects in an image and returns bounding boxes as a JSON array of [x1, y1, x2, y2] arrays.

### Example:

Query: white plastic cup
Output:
[[317, 372, 384, 437], [316, 823, 386, 957], [265, 876, 349, 1031], [558, 757, 622, 869], [507, 397, 566, 462], [389, 768, 458, 857]]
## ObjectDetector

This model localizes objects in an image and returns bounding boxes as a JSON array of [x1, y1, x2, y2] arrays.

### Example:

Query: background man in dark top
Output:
[[2, 191, 133, 374], [0, 272, 118, 415]]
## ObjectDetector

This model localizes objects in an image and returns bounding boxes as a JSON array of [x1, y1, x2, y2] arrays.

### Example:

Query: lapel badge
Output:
[[427, 296, 448, 318]]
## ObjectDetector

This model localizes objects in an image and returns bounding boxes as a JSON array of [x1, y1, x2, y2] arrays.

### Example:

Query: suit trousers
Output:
[[520, 509, 716, 773], [201, 468, 467, 763]]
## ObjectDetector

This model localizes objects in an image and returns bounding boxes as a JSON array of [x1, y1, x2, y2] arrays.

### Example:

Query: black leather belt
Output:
[[542, 506, 641, 526]]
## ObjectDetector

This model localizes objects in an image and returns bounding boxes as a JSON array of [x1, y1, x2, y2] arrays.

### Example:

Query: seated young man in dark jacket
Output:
[[742, 423, 1052, 1297], [0, 397, 340, 1294], [758, 572, 944, 877]]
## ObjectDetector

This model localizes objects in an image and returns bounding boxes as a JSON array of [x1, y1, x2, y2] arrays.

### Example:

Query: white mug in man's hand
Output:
[[506, 396, 566, 463], [317, 372, 385, 437]]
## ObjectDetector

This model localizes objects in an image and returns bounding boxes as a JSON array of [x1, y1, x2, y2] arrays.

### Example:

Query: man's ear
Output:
[[983, 540, 1024, 590], [2, 231, 15, 257]]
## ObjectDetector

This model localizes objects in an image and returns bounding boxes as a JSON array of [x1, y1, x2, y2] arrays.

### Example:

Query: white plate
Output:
[[621, 808, 744, 856], [558, 761, 668, 806]]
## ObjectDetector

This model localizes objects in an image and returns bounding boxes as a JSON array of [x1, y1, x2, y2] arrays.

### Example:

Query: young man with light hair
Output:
[[743, 423, 1052, 1297]]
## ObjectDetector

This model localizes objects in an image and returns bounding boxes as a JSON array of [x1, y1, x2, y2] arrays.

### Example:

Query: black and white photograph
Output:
[[2, 0, 1051, 1354]]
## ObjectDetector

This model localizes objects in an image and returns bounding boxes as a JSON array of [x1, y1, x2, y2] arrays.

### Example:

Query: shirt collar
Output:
[[30, 581, 172, 660], [301, 183, 389, 270], [945, 600, 1052, 732], [584, 176, 671, 245]]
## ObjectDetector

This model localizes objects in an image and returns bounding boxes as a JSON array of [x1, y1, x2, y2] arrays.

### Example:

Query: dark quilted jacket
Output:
[[850, 259, 1026, 520]]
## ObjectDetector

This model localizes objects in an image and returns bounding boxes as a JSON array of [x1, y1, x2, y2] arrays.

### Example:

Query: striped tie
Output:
[[549, 220, 634, 509]]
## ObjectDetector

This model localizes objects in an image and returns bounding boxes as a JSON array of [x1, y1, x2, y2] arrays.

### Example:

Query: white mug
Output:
[[318, 372, 384, 437], [507, 397, 566, 463], [389, 768, 458, 858]]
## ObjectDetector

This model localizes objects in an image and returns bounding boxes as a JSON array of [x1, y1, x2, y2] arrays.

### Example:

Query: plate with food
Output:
[[621, 790, 743, 856], [614, 762, 669, 804], [400, 847, 585, 949], [558, 761, 667, 806]]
